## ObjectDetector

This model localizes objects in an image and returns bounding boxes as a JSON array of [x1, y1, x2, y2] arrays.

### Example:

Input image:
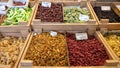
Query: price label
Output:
[[42, 2, 51, 8], [21, 60, 33, 67], [50, 31, 57, 37], [0, 2, 8, 6], [0, 5, 5, 10], [101, 6, 111, 11], [0, 10, 6, 15], [34, 33, 37, 36], [75, 33, 88, 40], [79, 14, 89, 21], [116, 5, 120, 9]]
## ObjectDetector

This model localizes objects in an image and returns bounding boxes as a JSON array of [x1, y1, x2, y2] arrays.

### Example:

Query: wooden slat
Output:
[[112, 2, 120, 17]]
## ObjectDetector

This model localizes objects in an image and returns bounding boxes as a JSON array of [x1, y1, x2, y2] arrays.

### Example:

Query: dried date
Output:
[[35, 3, 63, 22]]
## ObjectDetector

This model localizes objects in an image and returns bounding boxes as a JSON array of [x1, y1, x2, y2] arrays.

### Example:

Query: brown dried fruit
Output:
[[25, 32, 68, 66], [35, 3, 63, 22]]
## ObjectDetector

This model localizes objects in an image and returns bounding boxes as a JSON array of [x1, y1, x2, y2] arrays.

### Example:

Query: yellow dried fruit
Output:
[[105, 35, 120, 58]]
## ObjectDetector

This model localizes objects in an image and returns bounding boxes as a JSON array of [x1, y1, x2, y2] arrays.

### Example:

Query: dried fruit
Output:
[[25, 32, 68, 66], [35, 3, 63, 22], [64, 7, 90, 23], [93, 7, 120, 23], [0, 34, 25, 65], [66, 33, 109, 66], [104, 34, 120, 57], [1, 7, 32, 26]]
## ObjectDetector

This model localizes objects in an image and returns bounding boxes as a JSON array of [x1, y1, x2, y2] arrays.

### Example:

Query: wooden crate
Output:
[[88, 1, 120, 30], [67, 30, 119, 68], [98, 28, 120, 66], [32, 1, 97, 32], [0, 1, 36, 34], [18, 28, 119, 68], [0, 31, 31, 68], [18, 29, 69, 68]]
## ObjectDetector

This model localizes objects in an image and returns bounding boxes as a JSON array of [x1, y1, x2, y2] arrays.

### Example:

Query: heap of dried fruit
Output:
[[104, 34, 120, 57], [0, 34, 25, 65], [93, 7, 120, 23], [2, 7, 32, 26], [25, 32, 68, 66], [66, 33, 109, 66], [35, 3, 63, 22], [64, 7, 90, 23]]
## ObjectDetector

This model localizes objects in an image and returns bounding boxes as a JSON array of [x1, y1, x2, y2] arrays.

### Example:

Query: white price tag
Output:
[[0, 2, 8, 6], [116, 5, 120, 9], [75, 33, 88, 40], [21, 60, 33, 67], [50, 31, 57, 37], [34, 33, 37, 36], [79, 14, 89, 21], [0, 10, 6, 15], [0, 5, 5, 10], [42, 2, 51, 8], [101, 6, 111, 11]]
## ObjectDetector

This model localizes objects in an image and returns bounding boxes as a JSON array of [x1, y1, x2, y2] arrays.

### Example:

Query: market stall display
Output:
[[18, 29, 119, 68], [32, 1, 97, 33], [0, 0, 120, 68], [34, 1, 96, 23]]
